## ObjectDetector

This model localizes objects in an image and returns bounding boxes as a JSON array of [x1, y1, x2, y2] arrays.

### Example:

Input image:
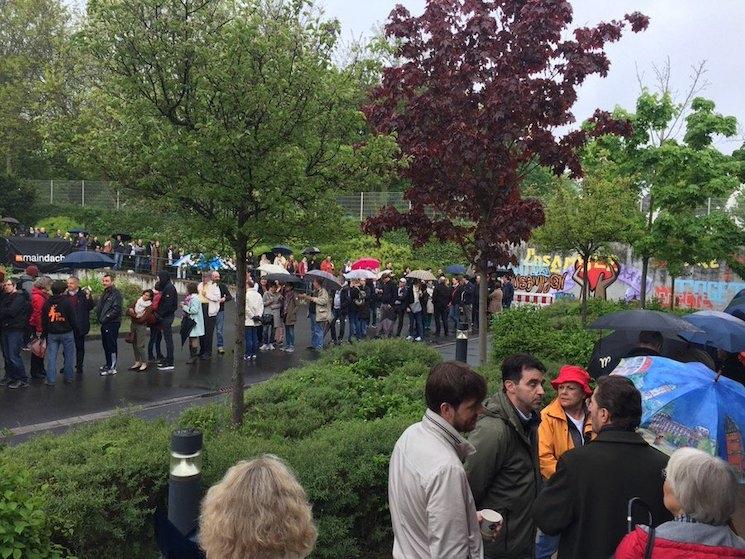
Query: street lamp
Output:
[[168, 429, 203, 537]]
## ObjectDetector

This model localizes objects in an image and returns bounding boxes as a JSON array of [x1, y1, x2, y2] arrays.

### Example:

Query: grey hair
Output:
[[666, 447, 738, 525], [33, 276, 52, 289]]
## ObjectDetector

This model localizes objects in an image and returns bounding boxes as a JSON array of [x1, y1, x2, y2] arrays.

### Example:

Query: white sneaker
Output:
[[285, 347, 295, 353], [259, 344, 267, 351], [269, 343, 275, 350], [405, 336, 413, 341], [414, 337, 422, 342]]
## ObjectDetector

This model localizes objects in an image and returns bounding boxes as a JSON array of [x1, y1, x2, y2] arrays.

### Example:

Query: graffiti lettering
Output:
[[525, 248, 576, 274], [513, 273, 566, 293]]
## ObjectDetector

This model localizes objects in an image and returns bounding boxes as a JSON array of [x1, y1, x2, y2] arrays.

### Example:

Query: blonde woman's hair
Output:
[[199, 454, 317, 559]]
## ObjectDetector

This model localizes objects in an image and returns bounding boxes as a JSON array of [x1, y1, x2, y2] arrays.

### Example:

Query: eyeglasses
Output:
[[661, 467, 667, 480]]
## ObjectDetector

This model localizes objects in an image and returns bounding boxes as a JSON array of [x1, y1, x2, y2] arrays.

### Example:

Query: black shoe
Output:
[[199, 354, 211, 360], [63, 378, 73, 385], [76, 368, 83, 375], [9, 380, 29, 389], [157, 363, 175, 371], [0, 377, 9, 386]]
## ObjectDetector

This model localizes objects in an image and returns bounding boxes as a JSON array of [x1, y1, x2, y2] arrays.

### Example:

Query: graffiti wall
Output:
[[510, 246, 744, 310]]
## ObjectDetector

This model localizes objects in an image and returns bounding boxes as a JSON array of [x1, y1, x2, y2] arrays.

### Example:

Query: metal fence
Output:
[[27, 179, 732, 221], [27, 180, 410, 220]]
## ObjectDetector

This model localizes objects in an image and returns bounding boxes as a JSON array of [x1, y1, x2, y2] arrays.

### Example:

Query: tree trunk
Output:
[[669, 275, 676, 310], [478, 261, 488, 366], [640, 256, 650, 308], [230, 233, 248, 426], [580, 255, 589, 327]]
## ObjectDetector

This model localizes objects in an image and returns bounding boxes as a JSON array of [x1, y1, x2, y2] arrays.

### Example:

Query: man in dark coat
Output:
[[155, 271, 178, 370], [95, 273, 123, 375], [465, 354, 546, 559], [432, 276, 452, 336], [502, 275, 515, 309], [533, 375, 671, 559], [66, 276, 94, 374]]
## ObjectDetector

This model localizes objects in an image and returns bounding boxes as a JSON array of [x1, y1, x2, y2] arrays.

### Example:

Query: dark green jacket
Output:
[[464, 391, 541, 559]]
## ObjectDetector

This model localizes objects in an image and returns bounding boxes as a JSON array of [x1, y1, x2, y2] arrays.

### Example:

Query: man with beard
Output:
[[389, 361, 490, 559], [155, 271, 178, 370], [465, 354, 546, 559]]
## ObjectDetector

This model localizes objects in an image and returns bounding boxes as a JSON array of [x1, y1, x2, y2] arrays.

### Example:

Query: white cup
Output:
[[479, 509, 503, 538]]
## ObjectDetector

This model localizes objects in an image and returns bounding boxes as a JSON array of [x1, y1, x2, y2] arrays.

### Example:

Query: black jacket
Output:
[[0, 291, 30, 331], [42, 295, 78, 336], [379, 280, 397, 305], [217, 282, 233, 312], [433, 283, 452, 308], [533, 429, 671, 559], [95, 286, 123, 324], [157, 274, 178, 319], [461, 281, 475, 305], [502, 281, 515, 306], [67, 289, 94, 335]]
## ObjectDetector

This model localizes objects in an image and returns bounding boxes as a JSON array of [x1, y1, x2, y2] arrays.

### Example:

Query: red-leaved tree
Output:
[[363, 0, 649, 363]]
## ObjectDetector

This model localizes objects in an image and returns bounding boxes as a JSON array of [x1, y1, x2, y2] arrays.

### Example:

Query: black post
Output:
[[168, 429, 203, 537], [455, 319, 469, 363]]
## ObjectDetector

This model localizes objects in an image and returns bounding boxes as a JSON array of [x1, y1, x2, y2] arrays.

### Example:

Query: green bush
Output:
[[0, 465, 73, 559], [0, 416, 171, 558], [34, 216, 82, 236], [2, 340, 442, 559]]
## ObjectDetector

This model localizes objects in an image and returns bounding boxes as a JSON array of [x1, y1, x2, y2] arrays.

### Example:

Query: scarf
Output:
[[134, 296, 152, 318]]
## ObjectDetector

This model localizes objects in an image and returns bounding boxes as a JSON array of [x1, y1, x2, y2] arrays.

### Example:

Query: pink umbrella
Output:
[[351, 257, 380, 271]]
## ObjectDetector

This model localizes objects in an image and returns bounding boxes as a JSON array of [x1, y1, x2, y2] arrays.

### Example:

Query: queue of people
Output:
[[389, 358, 745, 559]]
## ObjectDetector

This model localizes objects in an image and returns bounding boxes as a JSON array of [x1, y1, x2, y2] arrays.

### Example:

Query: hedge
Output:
[[0, 339, 441, 558]]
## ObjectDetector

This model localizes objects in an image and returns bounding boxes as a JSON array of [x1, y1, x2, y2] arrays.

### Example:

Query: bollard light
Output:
[[168, 429, 203, 537], [455, 320, 469, 363]]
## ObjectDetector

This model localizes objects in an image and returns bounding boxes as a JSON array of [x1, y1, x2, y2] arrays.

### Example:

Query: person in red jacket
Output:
[[615, 447, 745, 559], [28, 276, 51, 380]]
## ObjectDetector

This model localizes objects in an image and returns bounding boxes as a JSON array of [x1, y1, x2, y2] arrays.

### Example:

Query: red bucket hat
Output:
[[551, 365, 592, 396]]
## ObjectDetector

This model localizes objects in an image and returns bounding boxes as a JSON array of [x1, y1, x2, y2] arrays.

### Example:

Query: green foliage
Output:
[[3, 340, 440, 558], [0, 465, 73, 559], [34, 216, 81, 235], [0, 175, 40, 227], [0, 415, 171, 558]]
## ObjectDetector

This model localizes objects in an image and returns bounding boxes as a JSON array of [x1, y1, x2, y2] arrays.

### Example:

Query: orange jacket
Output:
[[538, 397, 593, 479]]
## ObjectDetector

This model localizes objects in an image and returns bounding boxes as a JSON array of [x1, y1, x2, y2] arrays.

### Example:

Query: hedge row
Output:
[[0, 339, 441, 558]]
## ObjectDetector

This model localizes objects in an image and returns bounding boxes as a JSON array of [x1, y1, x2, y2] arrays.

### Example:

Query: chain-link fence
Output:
[[27, 179, 732, 221]]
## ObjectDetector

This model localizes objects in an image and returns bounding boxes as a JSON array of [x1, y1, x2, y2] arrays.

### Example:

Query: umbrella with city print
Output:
[[611, 355, 745, 482]]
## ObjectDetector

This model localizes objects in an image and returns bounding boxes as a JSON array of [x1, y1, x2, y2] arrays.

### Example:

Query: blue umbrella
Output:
[[60, 251, 114, 269], [445, 264, 467, 275], [679, 310, 745, 353], [611, 356, 745, 482]]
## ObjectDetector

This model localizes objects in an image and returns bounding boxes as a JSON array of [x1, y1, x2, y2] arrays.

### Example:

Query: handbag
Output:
[[28, 336, 47, 359], [125, 332, 135, 344], [261, 313, 274, 326]]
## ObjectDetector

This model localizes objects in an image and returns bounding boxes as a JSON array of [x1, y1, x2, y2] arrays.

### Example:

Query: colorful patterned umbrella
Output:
[[611, 356, 745, 482]]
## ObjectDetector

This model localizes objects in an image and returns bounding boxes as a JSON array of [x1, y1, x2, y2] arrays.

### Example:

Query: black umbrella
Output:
[[302, 246, 321, 255], [588, 310, 702, 335], [68, 227, 88, 235], [180, 316, 196, 346], [1, 216, 19, 224], [113, 232, 133, 241], [305, 269, 342, 291], [587, 331, 691, 378], [271, 244, 293, 255], [59, 251, 114, 269], [264, 273, 303, 284]]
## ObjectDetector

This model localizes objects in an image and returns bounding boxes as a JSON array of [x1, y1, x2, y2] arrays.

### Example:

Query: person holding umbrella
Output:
[[625, 330, 664, 358], [299, 278, 331, 351]]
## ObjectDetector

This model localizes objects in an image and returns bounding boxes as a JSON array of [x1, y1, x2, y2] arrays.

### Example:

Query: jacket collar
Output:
[[423, 409, 476, 461], [484, 391, 538, 446], [592, 428, 648, 445]]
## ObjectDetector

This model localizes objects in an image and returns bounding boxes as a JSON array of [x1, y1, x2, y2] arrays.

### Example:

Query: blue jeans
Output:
[[535, 529, 560, 559], [309, 313, 323, 349], [1, 330, 27, 381], [348, 313, 359, 340], [408, 311, 423, 338], [148, 326, 163, 360], [215, 310, 225, 348], [243, 326, 259, 357], [46, 331, 75, 384], [285, 324, 295, 349], [114, 252, 124, 269], [449, 304, 460, 329], [356, 318, 368, 339]]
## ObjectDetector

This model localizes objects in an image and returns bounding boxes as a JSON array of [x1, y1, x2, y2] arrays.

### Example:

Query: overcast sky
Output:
[[319, 0, 745, 153]]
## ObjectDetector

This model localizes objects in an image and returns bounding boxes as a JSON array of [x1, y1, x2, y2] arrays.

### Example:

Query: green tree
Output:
[[0, 174, 39, 226], [0, 0, 73, 177], [533, 167, 642, 325], [73, 0, 397, 425]]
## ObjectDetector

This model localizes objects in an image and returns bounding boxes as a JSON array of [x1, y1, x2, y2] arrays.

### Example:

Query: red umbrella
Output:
[[351, 257, 381, 271]]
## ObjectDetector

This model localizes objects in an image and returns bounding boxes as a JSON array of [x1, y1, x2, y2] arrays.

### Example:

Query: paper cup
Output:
[[480, 509, 503, 537]]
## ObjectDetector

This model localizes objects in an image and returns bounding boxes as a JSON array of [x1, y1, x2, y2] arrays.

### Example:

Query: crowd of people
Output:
[[191, 355, 745, 559], [388, 358, 745, 559]]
